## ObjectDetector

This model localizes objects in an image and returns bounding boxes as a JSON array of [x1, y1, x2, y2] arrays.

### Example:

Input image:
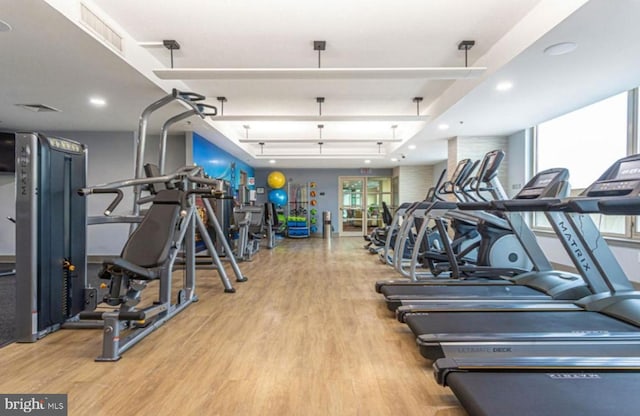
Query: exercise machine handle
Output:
[[79, 310, 146, 321], [177, 90, 206, 102], [78, 188, 124, 216], [599, 197, 640, 215], [197, 103, 218, 117], [179, 188, 219, 217]]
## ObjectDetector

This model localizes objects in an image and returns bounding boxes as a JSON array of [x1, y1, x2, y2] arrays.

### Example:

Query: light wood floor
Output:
[[0, 237, 464, 416]]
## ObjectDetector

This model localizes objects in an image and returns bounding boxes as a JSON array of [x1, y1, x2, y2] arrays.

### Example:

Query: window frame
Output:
[[532, 87, 639, 240]]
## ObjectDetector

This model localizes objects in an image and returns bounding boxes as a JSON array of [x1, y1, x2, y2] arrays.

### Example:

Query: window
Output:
[[534, 89, 636, 237], [537, 92, 628, 188]]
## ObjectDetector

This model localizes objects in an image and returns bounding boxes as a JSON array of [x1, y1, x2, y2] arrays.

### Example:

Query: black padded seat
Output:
[[381, 201, 393, 226], [102, 189, 182, 280]]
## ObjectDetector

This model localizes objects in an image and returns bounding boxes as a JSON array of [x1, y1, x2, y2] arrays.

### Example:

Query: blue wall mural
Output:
[[192, 132, 255, 193]]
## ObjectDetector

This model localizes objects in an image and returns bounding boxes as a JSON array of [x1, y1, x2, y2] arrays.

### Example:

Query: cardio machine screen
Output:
[[451, 161, 468, 181], [616, 160, 640, 180], [0, 132, 15, 173], [482, 154, 498, 179], [532, 172, 556, 188]]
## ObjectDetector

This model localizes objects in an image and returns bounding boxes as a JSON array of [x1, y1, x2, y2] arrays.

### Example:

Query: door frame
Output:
[[338, 176, 366, 236], [338, 176, 392, 237]]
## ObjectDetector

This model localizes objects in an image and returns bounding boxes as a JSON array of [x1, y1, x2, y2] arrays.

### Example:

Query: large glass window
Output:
[[534, 90, 632, 236], [537, 92, 628, 188]]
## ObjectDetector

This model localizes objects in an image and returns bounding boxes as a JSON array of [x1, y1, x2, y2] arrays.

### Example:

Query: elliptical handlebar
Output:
[[426, 168, 447, 202], [435, 159, 476, 203], [456, 159, 480, 202]]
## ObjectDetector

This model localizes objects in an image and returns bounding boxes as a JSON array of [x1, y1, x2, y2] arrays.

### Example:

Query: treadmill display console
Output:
[[617, 159, 640, 179], [587, 158, 640, 197], [587, 180, 639, 196], [514, 170, 565, 199], [531, 172, 556, 188]]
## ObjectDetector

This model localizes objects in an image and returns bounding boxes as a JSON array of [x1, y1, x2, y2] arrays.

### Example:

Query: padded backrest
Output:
[[381, 201, 393, 226], [121, 189, 182, 268], [144, 163, 167, 194]]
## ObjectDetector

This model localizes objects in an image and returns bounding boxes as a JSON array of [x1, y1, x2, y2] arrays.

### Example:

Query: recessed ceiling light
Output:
[[544, 42, 577, 56], [0, 20, 11, 32], [89, 97, 107, 107], [438, 123, 449, 130], [496, 81, 513, 92], [408, 144, 416, 150], [364, 159, 371, 164], [391, 157, 398, 162], [269, 159, 276, 164]]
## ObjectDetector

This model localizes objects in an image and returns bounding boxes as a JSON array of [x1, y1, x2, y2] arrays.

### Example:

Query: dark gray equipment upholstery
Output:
[[103, 189, 181, 280]]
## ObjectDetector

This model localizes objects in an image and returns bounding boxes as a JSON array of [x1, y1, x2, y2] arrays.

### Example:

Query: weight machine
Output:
[[79, 166, 233, 361], [14, 89, 247, 359]]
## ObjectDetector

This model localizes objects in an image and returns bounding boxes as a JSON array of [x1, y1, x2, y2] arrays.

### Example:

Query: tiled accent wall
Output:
[[448, 136, 510, 196], [397, 164, 434, 203]]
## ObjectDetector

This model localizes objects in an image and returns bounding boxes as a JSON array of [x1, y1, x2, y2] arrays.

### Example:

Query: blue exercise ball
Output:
[[268, 189, 288, 206]]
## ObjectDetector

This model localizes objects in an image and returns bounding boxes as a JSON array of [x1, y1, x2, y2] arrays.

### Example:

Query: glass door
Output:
[[365, 177, 392, 236], [339, 177, 365, 236]]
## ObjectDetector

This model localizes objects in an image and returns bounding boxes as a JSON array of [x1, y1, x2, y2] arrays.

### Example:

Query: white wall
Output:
[[507, 128, 532, 197]]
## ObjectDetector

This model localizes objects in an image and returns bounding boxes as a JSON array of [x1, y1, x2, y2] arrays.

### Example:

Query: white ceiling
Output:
[[1, 0, 639, 169]]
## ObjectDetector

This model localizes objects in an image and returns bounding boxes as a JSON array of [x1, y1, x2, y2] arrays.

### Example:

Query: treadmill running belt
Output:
[[446, 371, 640, 416], [405, 311, 639, 337], [382, 284, 545, 299]]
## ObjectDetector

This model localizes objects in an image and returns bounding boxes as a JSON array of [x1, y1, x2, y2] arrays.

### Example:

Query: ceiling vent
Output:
[[15, 104, 61, 113], [80, 3, 123, 53]]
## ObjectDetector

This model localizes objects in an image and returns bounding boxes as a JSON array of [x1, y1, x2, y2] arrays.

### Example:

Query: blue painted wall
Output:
[[192, 132, 255, 193]]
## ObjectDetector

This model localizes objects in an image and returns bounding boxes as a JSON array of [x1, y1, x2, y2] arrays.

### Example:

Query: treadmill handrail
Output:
[[599, 197, 640, 215]]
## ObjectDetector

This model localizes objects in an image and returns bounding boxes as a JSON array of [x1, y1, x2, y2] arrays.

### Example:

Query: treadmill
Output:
[[394, 169, 620, 322], [381, 167, 593, 312], [427, 169, 640, 416], [433, 356, 640, 416], [403, 154, 640, 360]]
